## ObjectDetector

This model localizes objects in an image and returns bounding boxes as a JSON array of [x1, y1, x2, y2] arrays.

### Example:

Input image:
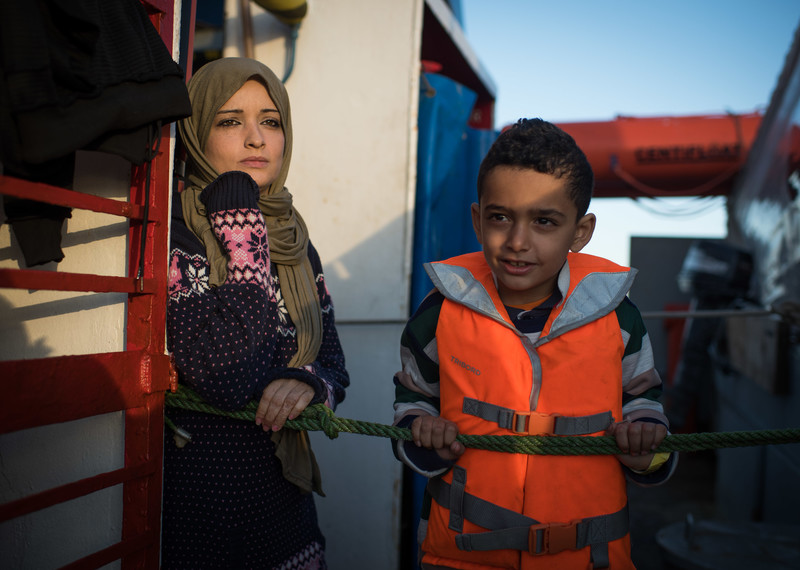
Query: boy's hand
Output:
[[411, 414, 466, 461], [606, 420, 667, 471]]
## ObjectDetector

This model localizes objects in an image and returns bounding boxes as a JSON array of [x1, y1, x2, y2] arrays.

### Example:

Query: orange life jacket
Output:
[[421, 251, 637, 570]]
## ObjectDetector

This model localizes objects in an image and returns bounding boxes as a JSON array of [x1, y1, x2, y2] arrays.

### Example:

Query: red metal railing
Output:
[[0, 1, 182, 567]]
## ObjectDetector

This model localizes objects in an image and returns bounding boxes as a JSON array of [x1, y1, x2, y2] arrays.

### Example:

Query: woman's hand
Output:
[[411, 414, 466, 461], [606, 420, 667, 471], [255, 379, 315, 432]]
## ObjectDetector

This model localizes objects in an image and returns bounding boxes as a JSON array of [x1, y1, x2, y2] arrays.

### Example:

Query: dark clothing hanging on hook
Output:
[[0, 0, 191, 167], [0, 0, 191, 266], [2, 154, 74, 267]]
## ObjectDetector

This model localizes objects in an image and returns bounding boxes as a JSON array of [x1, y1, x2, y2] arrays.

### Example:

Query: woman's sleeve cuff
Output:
[[200, 171, 260, 213]]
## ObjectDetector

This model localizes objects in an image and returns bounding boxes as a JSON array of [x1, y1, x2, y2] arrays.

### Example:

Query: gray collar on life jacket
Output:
[[425, 258, 637, 341]]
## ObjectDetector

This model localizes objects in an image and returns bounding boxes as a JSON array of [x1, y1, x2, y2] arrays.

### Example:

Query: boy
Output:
[[392, 118, 675, 569]]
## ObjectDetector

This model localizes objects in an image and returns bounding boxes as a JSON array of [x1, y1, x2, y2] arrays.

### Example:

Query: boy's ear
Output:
[[570, 213, 596, 252], [471, 203, 483, 245]]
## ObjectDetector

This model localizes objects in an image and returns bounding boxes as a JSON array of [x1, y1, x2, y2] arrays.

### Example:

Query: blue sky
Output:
[[460, 0, 800, 263]]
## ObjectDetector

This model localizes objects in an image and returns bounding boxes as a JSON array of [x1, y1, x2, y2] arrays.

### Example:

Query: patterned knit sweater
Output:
[[162, 171, 349, 570]]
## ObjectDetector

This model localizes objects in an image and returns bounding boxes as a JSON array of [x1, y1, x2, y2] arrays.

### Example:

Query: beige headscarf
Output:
[[178, 58, 323, 494]]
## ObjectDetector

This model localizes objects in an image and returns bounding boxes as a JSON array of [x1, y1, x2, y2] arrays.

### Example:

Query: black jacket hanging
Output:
[[0, 0, 191, 167], [0, 0, 191, 266]]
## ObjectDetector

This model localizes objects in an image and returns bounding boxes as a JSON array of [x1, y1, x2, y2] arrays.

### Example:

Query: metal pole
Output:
[[641, 308, 774, 320], [239, 0, 254, 58]]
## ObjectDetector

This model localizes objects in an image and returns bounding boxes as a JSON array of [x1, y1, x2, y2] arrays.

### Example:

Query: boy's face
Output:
[[472, 166, 596, 307]]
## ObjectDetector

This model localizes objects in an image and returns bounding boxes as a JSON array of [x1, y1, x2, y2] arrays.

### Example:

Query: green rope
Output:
[[164, 387, 800, 455]]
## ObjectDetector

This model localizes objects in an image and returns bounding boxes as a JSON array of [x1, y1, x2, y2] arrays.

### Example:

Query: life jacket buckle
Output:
[[528, 521, 578, 555], [512, 411, 560, 435]]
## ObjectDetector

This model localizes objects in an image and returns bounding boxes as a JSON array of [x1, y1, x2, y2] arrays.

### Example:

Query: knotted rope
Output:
[[164, 386, 800, 455]]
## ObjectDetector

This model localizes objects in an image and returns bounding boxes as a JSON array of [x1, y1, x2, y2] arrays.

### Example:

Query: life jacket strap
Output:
[[462, 397, 614, 435], [428, 472, 628, 569], [448, 465, 467, 532]]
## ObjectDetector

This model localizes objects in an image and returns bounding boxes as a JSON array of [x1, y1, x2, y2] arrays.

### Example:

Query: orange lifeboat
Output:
[[555, 112, 763, 197]]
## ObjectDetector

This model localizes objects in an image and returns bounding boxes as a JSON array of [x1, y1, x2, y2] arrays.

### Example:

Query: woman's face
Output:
[[204, 79, 285, 193]]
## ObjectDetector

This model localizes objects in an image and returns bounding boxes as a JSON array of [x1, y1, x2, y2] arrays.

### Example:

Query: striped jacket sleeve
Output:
[[392, 291, 454, 477], [616, 297, 677, 485]]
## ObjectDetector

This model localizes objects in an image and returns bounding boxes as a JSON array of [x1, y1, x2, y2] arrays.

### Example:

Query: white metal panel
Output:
[[310, 323, 405, 570]]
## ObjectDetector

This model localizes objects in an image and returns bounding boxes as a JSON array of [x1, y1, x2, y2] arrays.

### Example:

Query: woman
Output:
[[163, 57, 349, 569]]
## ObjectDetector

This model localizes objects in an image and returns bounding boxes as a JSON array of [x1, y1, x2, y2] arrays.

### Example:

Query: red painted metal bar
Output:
[[121, 143, 172, 570], [120, 3, 178, 565], [0, 176, 153, 220], [0, 268, 156, 294], [0, 351, 171, 435], [142, 0, 174, 33], [0, 458, 158, 522], [123, 403, 163, 569]]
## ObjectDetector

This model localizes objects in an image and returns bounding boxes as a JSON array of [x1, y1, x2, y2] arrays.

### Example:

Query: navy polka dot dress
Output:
[[162, 174, 349, 569]]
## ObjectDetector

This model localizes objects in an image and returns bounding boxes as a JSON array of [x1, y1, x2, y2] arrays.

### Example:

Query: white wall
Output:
[[223, 0, 425, 568], [310, 323, 405, 570]]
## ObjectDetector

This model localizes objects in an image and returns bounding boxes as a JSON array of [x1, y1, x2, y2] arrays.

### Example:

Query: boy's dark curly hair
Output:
[[476, 118, 594, 218]]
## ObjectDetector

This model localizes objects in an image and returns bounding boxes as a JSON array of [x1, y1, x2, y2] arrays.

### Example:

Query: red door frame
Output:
[[0, 1, 188, 567]]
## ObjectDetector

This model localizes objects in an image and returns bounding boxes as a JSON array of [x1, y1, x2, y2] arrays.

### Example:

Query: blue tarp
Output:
[[411, 73, 497, 310]]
